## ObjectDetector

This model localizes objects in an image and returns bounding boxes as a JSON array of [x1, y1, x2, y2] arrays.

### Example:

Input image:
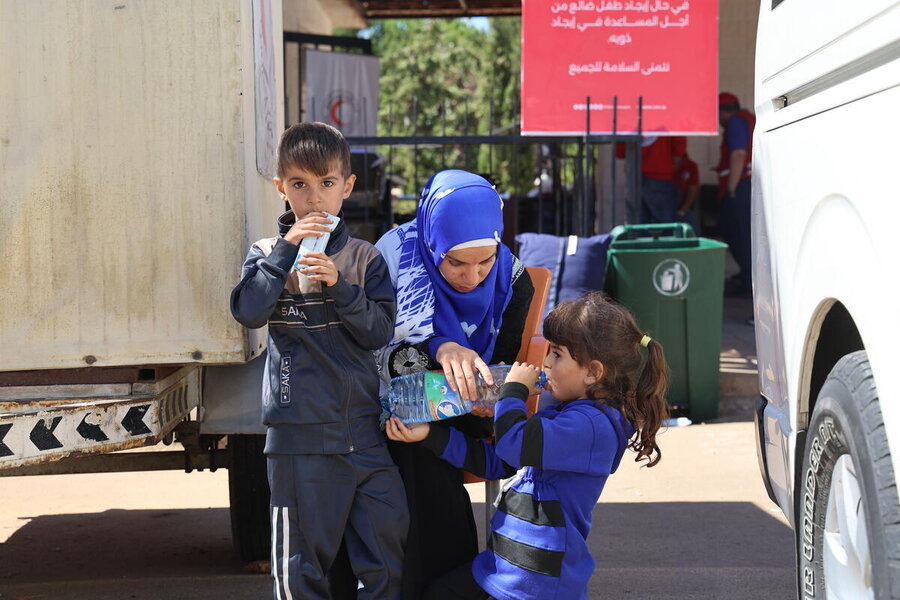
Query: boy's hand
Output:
[[284, 212, 333, 246], [506, 361, 540, 389], [297, 251, 339, 287], [386, 417, 430, 443]]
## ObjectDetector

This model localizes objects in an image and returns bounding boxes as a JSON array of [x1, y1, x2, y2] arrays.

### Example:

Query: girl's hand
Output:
[[386, 417, 430, 443], [506, 361, 540, 388], [435, 341, 493, 402], [297, 251, 339, 287], [470, 404, 495, 418], [284, 212, 333, 246]]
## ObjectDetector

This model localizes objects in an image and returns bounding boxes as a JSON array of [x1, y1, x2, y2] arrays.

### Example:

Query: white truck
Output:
[[752, 1, 900, 598], [0, 0, 361, 561]]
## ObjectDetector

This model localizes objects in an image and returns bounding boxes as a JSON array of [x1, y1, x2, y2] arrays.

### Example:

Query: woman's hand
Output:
[[506, 361, 540, 389], [386, 417, 430, 443], [435, 341, 493, 402]]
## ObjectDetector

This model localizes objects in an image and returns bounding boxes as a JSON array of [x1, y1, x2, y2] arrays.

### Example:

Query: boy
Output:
[[230, 122, 407, 600]]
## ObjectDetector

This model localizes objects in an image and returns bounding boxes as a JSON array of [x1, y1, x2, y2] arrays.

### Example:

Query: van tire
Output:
[[228, 434, 271, 563], [797, 351, 900, 599]]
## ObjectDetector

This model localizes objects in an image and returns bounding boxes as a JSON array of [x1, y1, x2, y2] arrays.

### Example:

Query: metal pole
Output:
[[362, 95, 371, 225], [636, 96, 643, 224], [464, 97, 470, 172], [442, 97, 447, 168], [611, 96, 618, 227], [388, 101, 394, 192], [413, 96, 419, 195], [584, 95, 591, 237], [488, 95, 494, 177], [553, 149, 562, 236]]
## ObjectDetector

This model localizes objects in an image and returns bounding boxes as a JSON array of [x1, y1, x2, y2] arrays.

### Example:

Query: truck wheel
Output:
[[228, 434, 271, 563], [797, 351, 900, 600]]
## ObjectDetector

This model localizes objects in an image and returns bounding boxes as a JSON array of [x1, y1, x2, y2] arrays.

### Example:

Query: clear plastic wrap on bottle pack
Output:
[[382, 365, 547, 425]]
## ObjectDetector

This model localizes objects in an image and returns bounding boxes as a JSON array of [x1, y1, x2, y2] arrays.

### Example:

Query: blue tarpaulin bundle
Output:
[[515, 233, 612, 323]]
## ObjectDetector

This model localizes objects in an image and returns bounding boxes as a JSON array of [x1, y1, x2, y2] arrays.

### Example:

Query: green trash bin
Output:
[[604, 223, 727, 421]]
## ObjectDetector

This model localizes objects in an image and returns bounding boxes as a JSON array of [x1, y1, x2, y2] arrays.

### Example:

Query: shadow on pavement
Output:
[[0, 508, 249, 583], [2, 501, 795, 599], [475, 500, 796, 599]]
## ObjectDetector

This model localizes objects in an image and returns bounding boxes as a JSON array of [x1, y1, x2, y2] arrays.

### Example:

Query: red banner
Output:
[[521, 0, 718, 135]]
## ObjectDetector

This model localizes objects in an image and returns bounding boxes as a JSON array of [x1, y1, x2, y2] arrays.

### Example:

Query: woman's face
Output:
[[438, 246, 498, 293]]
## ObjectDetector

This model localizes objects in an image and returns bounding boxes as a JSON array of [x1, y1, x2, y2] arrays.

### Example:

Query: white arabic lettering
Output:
[[568, 60, 671, 76]]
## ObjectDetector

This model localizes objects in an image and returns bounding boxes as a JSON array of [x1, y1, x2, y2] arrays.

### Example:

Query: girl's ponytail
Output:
[[630, 337, 670, 467]]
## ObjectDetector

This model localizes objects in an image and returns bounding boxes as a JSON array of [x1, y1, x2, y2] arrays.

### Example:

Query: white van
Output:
[[753, 1, 900, 598]]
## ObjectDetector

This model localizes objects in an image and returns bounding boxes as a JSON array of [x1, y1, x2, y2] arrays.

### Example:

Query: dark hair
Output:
[[543, 292, 670, 467], [719, 101, 740, 112], [276, 122, 351, 179]]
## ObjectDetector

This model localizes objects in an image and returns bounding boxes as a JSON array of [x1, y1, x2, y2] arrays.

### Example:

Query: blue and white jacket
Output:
[[420, 382, 634, 600]]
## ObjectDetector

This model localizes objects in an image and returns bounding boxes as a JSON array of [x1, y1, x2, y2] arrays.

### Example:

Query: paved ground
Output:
[[0, 421, 795, 600], [0, 294, 796, 599]]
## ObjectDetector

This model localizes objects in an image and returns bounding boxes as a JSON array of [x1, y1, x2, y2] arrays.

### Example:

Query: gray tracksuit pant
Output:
[[268, 444, 408, 600]]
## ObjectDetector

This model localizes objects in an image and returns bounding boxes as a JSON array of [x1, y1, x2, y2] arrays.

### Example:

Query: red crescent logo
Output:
[[330, 100, 347, 127]]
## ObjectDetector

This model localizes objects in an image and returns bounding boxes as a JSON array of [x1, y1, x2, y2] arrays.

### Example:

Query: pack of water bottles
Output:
[[381, 365, 547, 425]]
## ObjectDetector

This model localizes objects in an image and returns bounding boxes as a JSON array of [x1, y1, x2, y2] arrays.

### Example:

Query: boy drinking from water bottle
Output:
[[231, 122, 407, 600]]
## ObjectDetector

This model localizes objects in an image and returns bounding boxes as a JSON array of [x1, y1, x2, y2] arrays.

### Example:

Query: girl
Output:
[[386, 292, 669, 600]]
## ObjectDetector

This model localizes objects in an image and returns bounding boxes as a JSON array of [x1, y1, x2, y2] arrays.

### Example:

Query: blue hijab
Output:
[[415, 170, 515, 359]]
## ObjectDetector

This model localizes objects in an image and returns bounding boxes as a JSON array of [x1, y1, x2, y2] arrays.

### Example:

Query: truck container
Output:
[[0, 0, 366, 562]]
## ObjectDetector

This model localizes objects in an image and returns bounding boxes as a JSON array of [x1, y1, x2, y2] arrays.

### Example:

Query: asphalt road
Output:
[[0, 418, 795, 600]]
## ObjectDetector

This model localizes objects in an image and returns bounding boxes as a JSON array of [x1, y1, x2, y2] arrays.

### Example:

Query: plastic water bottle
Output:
[[382, 365, 547, 425], [290, 212, 340, 274]]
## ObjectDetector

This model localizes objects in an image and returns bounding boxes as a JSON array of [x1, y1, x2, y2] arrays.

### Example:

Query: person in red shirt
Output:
[[674, 153, 700, 232], [617, 135, 687, 223]]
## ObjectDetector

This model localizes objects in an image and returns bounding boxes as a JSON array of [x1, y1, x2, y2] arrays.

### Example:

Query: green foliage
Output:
[[359, 18, 534, 200]]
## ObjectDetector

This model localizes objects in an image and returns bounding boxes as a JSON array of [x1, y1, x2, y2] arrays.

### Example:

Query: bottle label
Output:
[[423, 372, 467, 420]]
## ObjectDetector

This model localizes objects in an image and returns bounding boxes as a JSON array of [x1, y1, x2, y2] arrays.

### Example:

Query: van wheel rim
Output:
[[823, 453, 873, 600]]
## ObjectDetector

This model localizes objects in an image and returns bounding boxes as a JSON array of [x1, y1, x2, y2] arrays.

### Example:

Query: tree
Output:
[[351, 18, 533, 201], [472, 18, 533, 197]]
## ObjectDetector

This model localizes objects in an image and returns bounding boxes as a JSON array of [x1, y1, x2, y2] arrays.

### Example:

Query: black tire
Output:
[[797, 351, 900, 599], [228, 434, 271, 563]]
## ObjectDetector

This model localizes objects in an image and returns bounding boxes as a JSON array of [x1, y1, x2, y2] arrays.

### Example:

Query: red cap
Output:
[[719, 92, 739, 106]]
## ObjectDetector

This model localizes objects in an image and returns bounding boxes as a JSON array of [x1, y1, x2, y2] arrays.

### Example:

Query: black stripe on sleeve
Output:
[[520, 417, 544, 468], [456, 432, 489, 477], [491, 531, 564, 578], [419, 422, 451, 456], [498, 489, 566, 528], [498, 382, 530, 403], [495, 408, 527, 442]]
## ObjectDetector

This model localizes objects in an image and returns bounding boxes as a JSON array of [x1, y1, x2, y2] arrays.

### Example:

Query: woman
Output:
[[376, 169, 534, 598]]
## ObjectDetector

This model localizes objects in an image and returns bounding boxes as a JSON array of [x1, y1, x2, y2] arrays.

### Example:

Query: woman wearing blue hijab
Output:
[[374, 170, 535, 598]]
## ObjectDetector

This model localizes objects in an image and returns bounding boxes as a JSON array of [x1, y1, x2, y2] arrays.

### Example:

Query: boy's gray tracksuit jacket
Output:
[[230, 211, 396, 455]]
